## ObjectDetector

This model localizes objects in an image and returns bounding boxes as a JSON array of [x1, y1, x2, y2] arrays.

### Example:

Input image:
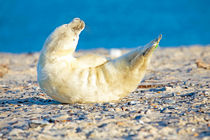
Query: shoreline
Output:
[[1, 44, 210, 54], [0, 46, 209, 139]]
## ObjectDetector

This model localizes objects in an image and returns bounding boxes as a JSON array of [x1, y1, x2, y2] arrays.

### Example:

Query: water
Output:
[[0, 0, 209, 53]]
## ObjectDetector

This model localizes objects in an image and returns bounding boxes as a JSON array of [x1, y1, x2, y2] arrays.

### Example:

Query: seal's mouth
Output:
[[69, 18, 85, 32]]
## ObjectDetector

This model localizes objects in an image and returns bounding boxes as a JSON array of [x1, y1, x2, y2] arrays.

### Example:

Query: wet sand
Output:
[[0, 46, 209, 139]]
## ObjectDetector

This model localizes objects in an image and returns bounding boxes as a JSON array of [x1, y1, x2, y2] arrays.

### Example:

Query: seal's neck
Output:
[[38, 18, 85, 65], [44, 26, 80, 57]]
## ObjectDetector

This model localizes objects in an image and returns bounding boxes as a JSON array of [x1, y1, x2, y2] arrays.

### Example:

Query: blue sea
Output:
[[0, 0, 209, 53]]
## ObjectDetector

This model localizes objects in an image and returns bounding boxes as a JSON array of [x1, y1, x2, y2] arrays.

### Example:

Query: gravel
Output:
[[0, 46, 209, 139]]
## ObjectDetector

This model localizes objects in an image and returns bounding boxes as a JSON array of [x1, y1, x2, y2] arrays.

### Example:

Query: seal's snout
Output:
[[69, 18, 85, 32]]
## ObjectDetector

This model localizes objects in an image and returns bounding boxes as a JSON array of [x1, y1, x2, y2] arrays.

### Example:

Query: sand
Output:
[[0, 46, 209, 140]]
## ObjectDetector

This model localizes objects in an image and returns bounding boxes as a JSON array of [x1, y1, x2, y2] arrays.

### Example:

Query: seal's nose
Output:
[[73, 18, 81, 21], [68, 18, 85, 32]]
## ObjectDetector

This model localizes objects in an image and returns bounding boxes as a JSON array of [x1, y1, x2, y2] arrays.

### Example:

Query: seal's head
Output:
[[68, 18, 85, 35], [41, 18, 85, 57]]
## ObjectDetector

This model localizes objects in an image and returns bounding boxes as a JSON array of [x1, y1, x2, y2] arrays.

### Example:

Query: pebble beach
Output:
[[0, 46, 209, 139]]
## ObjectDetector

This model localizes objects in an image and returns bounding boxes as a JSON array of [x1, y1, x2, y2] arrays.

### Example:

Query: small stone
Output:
[[176, 92, 181, 95], [128, 101, 137, 105], [52, 114, 69, 121], [180, 92, 196, 97], [29, 120, 50, 128], [115, 108, 122, 112], [121, 107, 126, 111], [168, 106, 175, 109], [116, 121, 125, 126], [193, 133, 199, 137], [98, 123, 107, 128], [153, 105, 158, 109], [164, 99, 176, 104], [108, 108, 115, 112], [165, 87, 173, 91], [134, 115, 142, 120], [139, 120, 144, 124], [160, 108, 166, 113], [76, 127, 82, 133], [9, 128, 24, 136]]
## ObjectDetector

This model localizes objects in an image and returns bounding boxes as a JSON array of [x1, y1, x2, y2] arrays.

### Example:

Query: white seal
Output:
[[37, 18, 162, 103]]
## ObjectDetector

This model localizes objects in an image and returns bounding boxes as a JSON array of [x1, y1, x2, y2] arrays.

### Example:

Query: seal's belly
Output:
[[39, 64, 134, 103]]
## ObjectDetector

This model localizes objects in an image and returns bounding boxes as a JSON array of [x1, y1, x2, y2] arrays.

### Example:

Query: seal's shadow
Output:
[[0, 97, 61, 105]]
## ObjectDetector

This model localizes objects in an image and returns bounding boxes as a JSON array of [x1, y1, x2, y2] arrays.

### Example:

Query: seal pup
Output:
[[37, 18, 162, 103]]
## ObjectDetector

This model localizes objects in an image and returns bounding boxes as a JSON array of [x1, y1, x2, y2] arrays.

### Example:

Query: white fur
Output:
[[37, 18, 161, 103]]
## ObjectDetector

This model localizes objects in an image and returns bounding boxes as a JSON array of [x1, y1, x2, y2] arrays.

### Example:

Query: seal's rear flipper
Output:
[[106, 35, 162, 71]]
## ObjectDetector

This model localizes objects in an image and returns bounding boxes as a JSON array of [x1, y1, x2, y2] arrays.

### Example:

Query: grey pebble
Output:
[[29, 120, 50, 128]]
